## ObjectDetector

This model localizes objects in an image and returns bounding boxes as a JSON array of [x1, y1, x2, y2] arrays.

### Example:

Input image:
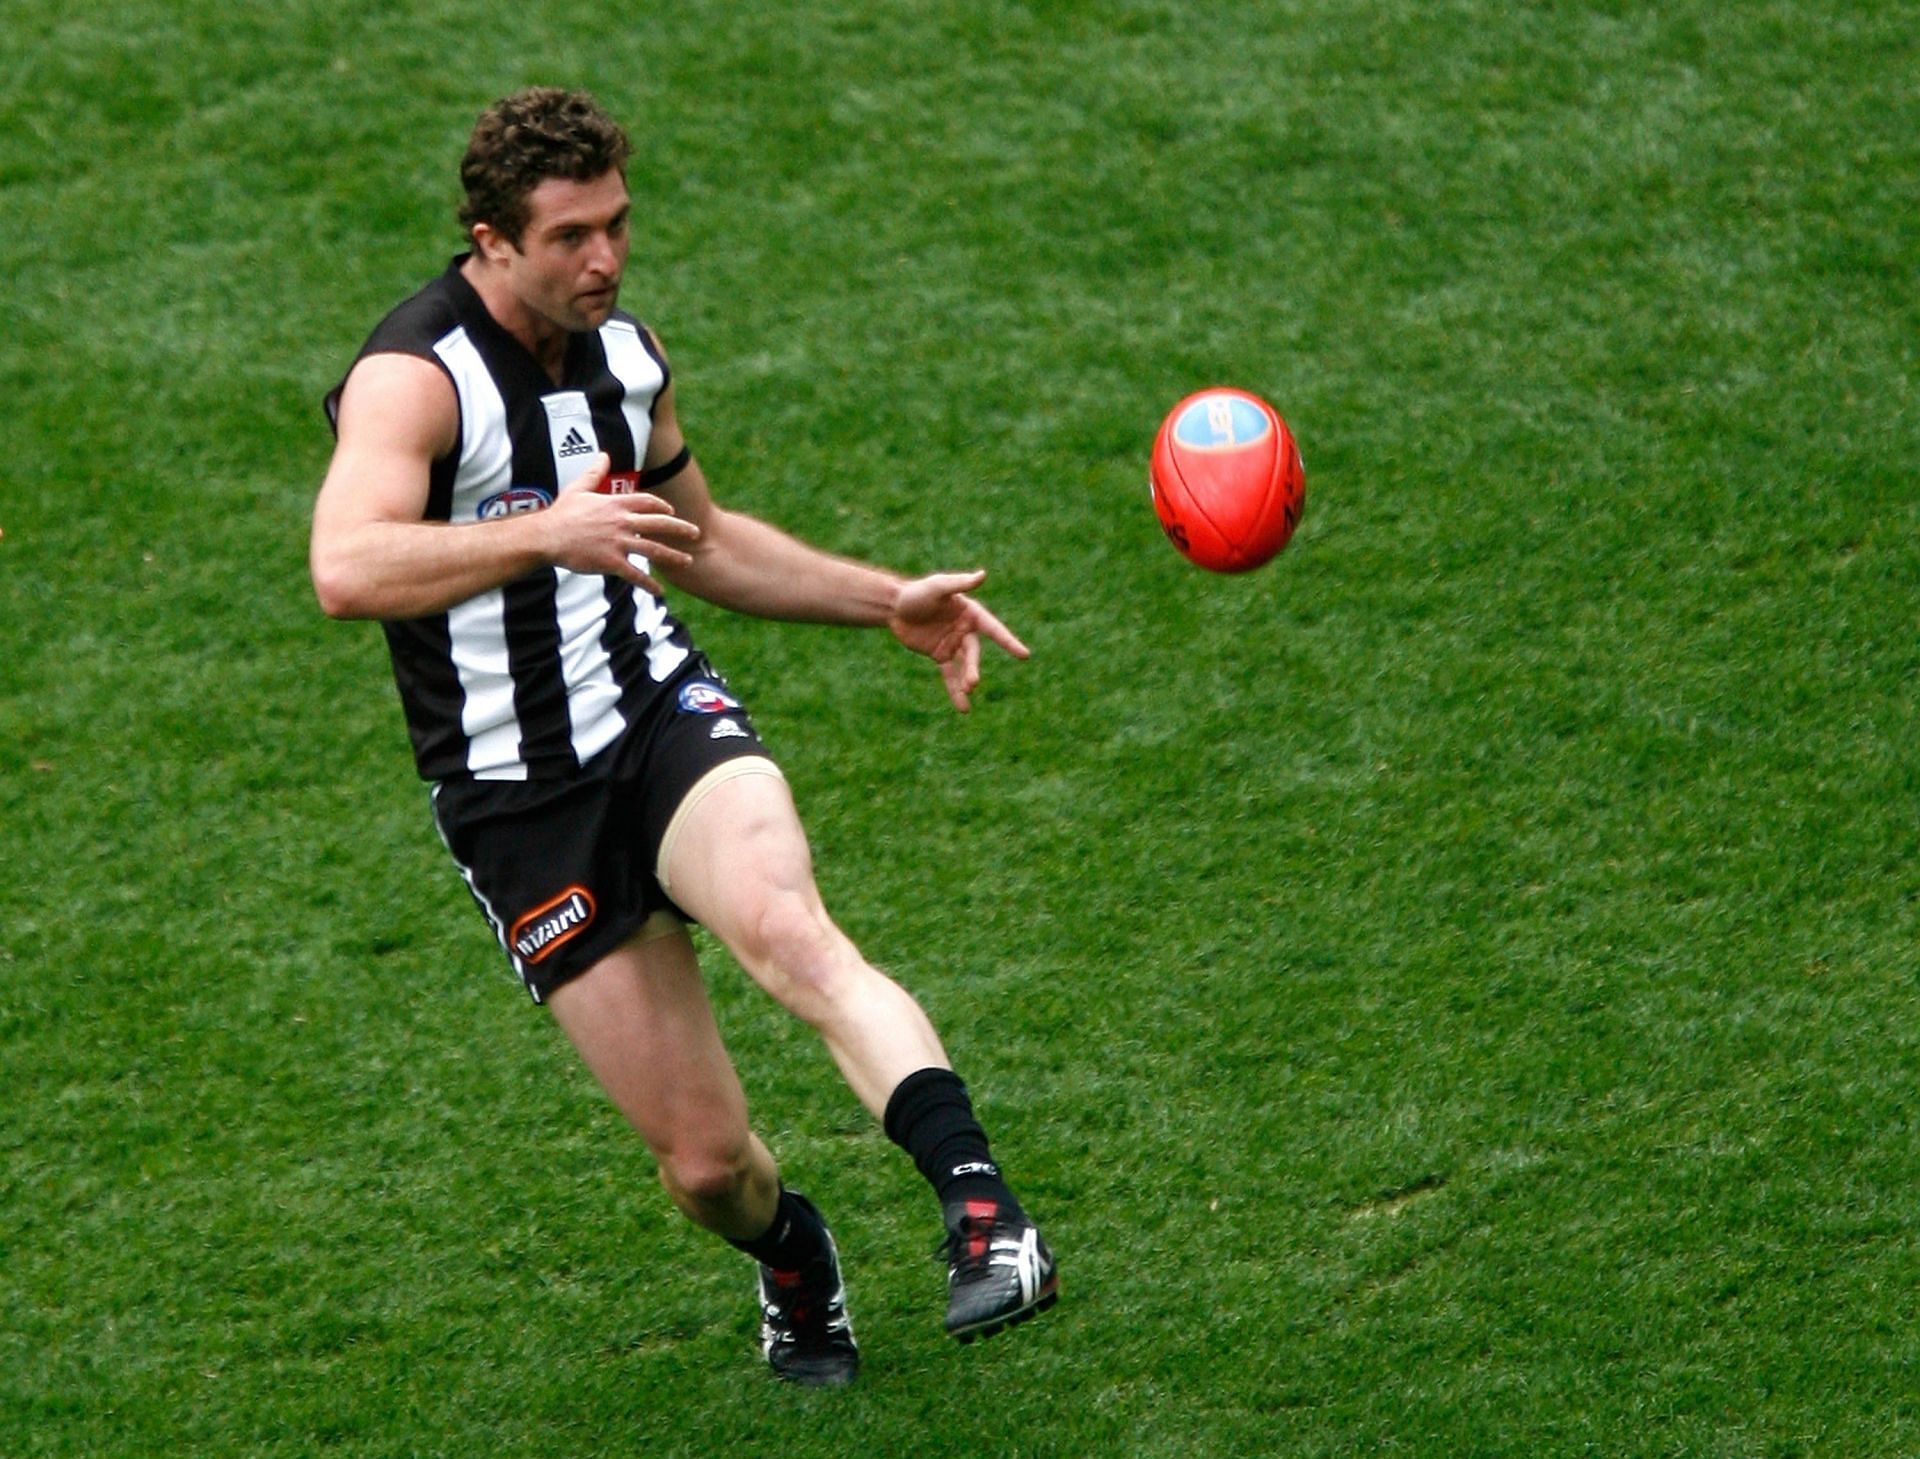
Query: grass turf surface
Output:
[[3, 1, 1917, 1454]]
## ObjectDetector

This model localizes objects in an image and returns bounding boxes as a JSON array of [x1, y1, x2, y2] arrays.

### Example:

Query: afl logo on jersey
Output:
[[678, 680, 742, 715], [478, 486, 553, 519]]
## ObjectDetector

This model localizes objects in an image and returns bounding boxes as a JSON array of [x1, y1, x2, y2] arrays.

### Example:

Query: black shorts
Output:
[[430, 657, 779, 1003]]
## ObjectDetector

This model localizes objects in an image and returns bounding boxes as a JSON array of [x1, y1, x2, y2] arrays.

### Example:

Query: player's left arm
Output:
[[643, 343, 1028, 711]]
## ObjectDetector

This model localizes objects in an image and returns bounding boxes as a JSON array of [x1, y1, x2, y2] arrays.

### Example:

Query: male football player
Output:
[[311, 88, 1057, 1386]]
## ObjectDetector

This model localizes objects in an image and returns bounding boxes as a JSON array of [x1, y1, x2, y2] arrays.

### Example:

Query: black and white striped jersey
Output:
[[326, 256, 697, 782]]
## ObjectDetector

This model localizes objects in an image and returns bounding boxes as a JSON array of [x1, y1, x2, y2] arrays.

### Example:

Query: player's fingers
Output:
[[906, 569, 988, 610], [968, 601, 1030, 659], [934, 624, 967, 663], [943, 660, 972, 713], [932, 567, 988, 590], [614, 557, 673, 597], [626, 509, 701, 542], [619, 491, 679, 515], [637, 538, 696, 570], [559, 452, 611, 494]]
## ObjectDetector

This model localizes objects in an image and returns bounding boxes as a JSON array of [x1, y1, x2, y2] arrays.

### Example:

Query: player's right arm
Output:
[[310, 352, 698, 620]]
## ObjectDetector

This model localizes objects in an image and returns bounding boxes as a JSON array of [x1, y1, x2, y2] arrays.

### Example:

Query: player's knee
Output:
[[660, 1141, 754, 1210], [739, 892, 858, 1017]]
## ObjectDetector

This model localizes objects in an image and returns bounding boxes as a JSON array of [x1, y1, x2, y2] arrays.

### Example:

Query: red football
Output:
[[1149, 388, 1305, 572]]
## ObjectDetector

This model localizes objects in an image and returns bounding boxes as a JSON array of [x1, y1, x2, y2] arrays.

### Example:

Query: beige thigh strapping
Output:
[[655, 755, 786, 897]]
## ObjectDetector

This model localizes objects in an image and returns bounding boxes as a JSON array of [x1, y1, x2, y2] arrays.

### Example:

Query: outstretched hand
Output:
[[887, 569, 1030, 712]]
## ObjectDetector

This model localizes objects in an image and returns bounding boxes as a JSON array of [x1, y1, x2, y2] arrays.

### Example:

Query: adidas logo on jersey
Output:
[[558, 427, 594, 458], [710, 718, 750, 741]]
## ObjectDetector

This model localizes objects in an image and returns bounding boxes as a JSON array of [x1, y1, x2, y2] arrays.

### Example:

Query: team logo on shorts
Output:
[[478, 486, 553, 519], [678, 680, 741, 715], [510, 885, 596, 964]]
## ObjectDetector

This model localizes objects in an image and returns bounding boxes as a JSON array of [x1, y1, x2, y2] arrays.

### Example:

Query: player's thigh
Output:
[[545, 918, 751, 1159], [660, 765, 830, 953]]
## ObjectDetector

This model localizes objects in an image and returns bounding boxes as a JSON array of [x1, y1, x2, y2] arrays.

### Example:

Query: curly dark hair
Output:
[[458, 88, 631, 247]]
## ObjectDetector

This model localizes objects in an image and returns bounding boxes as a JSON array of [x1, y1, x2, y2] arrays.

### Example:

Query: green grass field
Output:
[[4, 1, 1917, 1454]]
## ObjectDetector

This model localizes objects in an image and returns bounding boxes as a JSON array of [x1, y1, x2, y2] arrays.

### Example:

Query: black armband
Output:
[[639, 445, 693, 488]]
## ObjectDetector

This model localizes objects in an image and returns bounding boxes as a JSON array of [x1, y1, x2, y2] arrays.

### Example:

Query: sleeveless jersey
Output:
[[326, 256, 695, 782]]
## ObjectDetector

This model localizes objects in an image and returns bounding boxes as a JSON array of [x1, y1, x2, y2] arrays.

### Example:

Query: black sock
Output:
[[882, 1066, 1023, 1216], [726, 1187, 832, 1272]]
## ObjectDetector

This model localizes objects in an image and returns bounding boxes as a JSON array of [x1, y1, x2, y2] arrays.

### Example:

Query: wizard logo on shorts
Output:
[[511, 886, 597, 964]]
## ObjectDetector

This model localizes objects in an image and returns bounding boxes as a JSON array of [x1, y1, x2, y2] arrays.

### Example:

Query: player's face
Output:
[[507, 170, 632, 333]]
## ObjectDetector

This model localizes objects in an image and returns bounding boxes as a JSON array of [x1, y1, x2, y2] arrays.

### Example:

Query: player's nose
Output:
[[592, 231, 623, 277]]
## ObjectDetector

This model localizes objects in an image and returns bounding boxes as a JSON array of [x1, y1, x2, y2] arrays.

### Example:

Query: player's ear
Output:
[[470, 220, 515, 264]]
